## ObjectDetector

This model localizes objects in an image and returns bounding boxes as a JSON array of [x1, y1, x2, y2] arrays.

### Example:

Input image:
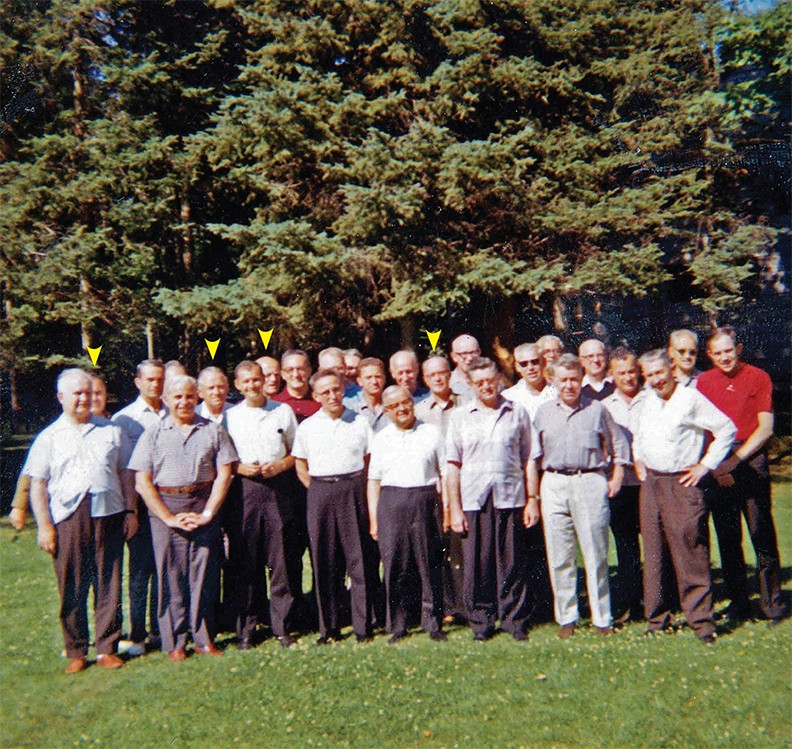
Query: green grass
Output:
[[1, 474, 790, 749]]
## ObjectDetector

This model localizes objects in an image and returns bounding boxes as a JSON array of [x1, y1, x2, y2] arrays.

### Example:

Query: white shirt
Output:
[[197, 401, 230, 427], [582, 374, 613, 393], [631, 386, 735, 473], [449, 369, 477, 402], [226, 399, 297, 464], [292, 408, 372, 476], [25, 415, 131, 523], [602, 389, 647, 486], [368, 421, 444, 488], [502, 380, 557, 422], [112, 396, 167, 447]]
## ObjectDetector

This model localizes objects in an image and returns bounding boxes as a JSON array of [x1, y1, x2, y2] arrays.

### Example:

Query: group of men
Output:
[[15, 328, 786, 672]]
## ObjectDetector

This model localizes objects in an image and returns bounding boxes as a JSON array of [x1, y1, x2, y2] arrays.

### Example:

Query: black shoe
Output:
[[429, 631, 447, 642], [699, 634, 717, 645], [237, 638, 254, 651], [512, 630, 528, 642], [279, 635, 297, 649], [767, 616, 785, 629], [473, 630, 493, 642], [388, 632, 407, 644], [356, 633, 373, 644]]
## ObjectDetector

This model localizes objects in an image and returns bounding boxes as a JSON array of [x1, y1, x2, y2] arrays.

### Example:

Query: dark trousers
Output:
[[442, 530, 466, 620], [52, 499, 124, 658], [609, 485, 643, 617], [524, 521, 554, 623], [127, 498, 159, 642], [708, 452, 785, 619], [378, 485, 444, 635], [149, 490, 221, 652], [461, 497, 530, 637], [225, 476, 295, 639], [307, 476, 371, 638], [640, 471, 714, 638], [282, 472, 314, 631]]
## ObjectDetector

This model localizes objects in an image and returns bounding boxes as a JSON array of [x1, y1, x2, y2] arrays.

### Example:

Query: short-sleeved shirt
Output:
[[342, 391, 389, 434], [271, 388, 321, 423], [414, 393, 459, 437], [445, 397, 532, 511], [369, 421, 444, 488], [291, 408, 372, 477], [532, 397, 629, 472], [502, 380, 558, 423], [197, 401, 230, 429], [601, 389, 647, 486], [449, 369, 477, 402], [112, 396, 167, 447], [697, 363, 773, 442], [225, 399, 297, 464], [25, 415, 131, 523], [128, 415, 238, 487]]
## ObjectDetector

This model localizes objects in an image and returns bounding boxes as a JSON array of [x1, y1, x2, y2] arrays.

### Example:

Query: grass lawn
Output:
[[1, 473, 790, 749]]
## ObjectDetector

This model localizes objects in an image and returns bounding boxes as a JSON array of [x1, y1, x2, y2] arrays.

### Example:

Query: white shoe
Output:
[[119, 640, 146, 657]]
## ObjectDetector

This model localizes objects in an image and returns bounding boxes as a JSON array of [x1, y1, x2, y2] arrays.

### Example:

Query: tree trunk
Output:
[[553, 294, 568, 333], [146, 319, 155, 359], [399, 314, 416, 348]]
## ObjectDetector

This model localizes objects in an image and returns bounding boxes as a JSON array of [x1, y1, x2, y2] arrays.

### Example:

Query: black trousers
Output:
[[609, 485, 643, 617], [53, 499, 124, 658], [378, 485, 444, 635], [442, 529, 466, 620], [127, 497, 158, 642], [225, 475, 295, 639], [307, 475, 372, 638], [708, 452, 785, 619], [461, 496, 530, 637]]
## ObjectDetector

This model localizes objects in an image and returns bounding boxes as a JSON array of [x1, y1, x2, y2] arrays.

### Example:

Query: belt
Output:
[[158, 481, 213, 495], [311, 470, 364, 483], [646, 468, 685, 477], [545, 467, 603, 476]]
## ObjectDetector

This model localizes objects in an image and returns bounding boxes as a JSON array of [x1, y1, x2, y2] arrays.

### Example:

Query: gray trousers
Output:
[[540, 471, 612, 628], [150, 489, 221, 652]]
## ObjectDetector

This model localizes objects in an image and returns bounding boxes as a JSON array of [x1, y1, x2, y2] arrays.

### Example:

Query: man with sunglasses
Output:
[[668, 329, 701, 387], [503, 342, 557, 423]]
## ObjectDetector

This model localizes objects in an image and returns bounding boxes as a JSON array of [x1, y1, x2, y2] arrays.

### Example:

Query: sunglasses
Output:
[[517, 358, 541, 367]]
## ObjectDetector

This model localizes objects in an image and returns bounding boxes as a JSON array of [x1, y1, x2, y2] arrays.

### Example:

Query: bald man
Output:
[[449, 334, 481, 402], [389, 350, 429, 404], [256, 356, 282, 399]]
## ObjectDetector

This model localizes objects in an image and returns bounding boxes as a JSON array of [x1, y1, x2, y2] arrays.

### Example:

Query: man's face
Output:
[[514, 347, 544, 388], [344, 354, 362, 381], [358, 365, 385, 397], [668, 334, 698, 376], [579, 341, 607, 378], [135, 365, 164, 402], [611, 358, 640, 398], [707, 335, 742, 376], [383, 389, 416, 430], [257, 358, 282, 397], [450, 337, 481, 374], [90, 377, 108, 417], [540, 341, 563, 365], [553, 366, 583, 407], [235, 366, 265, 406], [390, 354, 418, 394], [281, 354, 311, 391], [422, 359, 452, 397], [167, 382, 199, 423], [642, 359, 676, 401], [58, 376, 93, 422], [198, 372, 229, 412], [470, 366, 500, 407], [313, 374, 345, 417]]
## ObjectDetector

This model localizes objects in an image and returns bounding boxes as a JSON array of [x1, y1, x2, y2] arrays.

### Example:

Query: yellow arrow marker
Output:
[[87, 345, 102, 366], [258, 328, 274, 350], [205, 338, 220, 360], [426, 330, 441, 351]]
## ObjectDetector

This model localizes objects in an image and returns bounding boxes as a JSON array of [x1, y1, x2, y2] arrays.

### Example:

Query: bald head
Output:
[[578, 339, 607, 380], [389, 350, 420, 394], [256, 356, 282, 397], [450, 334, 481, 374]]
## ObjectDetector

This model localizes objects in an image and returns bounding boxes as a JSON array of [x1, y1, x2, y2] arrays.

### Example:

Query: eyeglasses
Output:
[[672, 349, 697, 356], [517, 358, 541, 367]]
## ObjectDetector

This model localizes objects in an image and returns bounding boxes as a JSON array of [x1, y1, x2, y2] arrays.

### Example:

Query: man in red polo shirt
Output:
[[697, 327, 786, 625]]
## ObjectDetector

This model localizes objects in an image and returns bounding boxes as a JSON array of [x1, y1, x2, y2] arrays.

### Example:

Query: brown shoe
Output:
[[194, 643, 223, 656], [168, 648, 187, 662], [595, 626, 613, 636], [96, 653, 124, 669], [557, 623, 576, 640], [65, 656, 87, 674]]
